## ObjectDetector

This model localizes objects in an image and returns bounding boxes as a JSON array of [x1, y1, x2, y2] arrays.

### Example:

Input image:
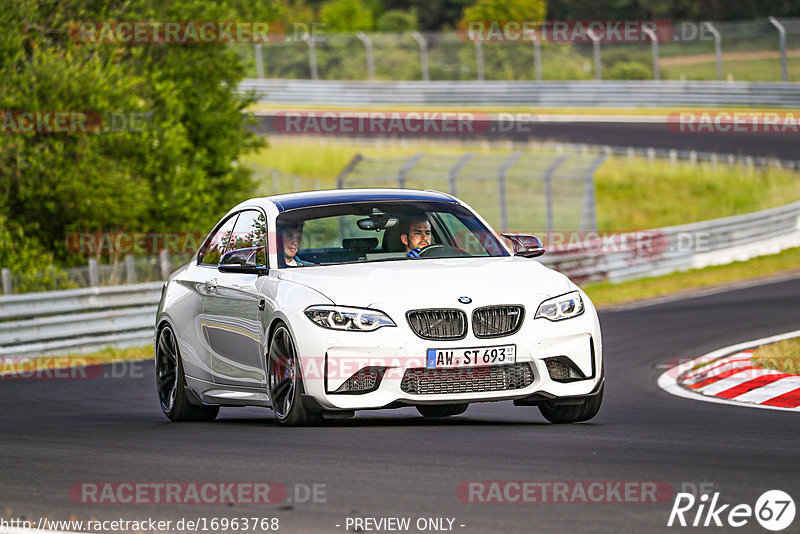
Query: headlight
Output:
[[304, 305, 396, 332], [535, 291, 585, 321]]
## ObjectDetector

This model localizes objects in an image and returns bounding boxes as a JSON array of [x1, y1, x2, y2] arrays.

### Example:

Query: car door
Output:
[[202, 209, 268, 388], [175, 212, 239, 383]]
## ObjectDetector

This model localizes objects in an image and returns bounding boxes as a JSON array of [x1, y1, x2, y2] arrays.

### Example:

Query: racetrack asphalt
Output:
[[1, 276, 799, 533], [255, 115, 800, 161]]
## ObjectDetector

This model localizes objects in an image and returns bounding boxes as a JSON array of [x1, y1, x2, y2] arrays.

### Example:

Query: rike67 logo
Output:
[[668, 490, 795, 531]]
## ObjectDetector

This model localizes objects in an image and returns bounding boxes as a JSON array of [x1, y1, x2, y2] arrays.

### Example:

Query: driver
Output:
[[280, 223, 313, 267], [400, 214, 433, 258]]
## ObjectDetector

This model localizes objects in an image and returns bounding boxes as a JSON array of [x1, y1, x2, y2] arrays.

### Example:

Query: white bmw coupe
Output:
[[155, 189, 603, 425]]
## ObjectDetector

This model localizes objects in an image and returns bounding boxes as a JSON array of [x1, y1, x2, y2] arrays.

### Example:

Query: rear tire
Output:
[[156, 326, 219, 422], [267, 324, 321, 427], [538, 382, 603, 424], [417, 404, 468, 418]]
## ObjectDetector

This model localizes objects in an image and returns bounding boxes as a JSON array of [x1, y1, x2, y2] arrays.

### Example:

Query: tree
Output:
[[320, 0, 374, 32], [462, 0, 547, 22], [0, 0, 263, 268], [376, 10, 419, 32]]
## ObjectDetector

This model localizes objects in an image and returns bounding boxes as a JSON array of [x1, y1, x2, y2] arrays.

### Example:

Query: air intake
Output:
[[401, 363, 534, 395]]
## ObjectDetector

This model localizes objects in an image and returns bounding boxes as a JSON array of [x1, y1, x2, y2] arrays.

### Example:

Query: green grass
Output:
[[243, 138, 800, 231], [752, 338, 800, 375], [661, 56, 800, 82], [594, 157, 800, 230], [583, 246, 800, 307]]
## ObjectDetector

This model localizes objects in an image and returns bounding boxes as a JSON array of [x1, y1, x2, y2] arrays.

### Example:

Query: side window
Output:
[[226, 210, 268, 267], [198, 214, 238, 265]]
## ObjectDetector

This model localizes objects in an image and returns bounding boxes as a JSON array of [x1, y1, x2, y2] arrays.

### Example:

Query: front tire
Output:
[[538, 382, 603, 424], [267, 324, 321, 426], [155, 325, 219, 422]]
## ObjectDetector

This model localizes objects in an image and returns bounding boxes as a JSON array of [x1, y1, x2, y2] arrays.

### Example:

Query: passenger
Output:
[[400, 215, 433, 258], [280, 223, 313, 266]]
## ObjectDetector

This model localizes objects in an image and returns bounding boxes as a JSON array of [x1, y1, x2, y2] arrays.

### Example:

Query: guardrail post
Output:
[[497, 152, 522, 232], [544, 155, 567, 232], [159, 250, 171, 280], [586, 28, 602, 80], [647, 147, 655, 163], [397, 153, 425, 188], [669, 149, 678, 166], [642, 26, 660, 80], [304, 37, 319, 80], [410, 32, 430, 81], [335, 154, 364, 188], [711, 153, 718, 169], [355, 32, 376, 80], [125, 254, 136, 285], [474, 40, 485, 81], [703, 23, 723, 81], [769, 17, 789, 82], [448, 153, 473, 196], [253, 43, 265, 78], [1, 268, 12, 295], [88, 258, 100, 287]]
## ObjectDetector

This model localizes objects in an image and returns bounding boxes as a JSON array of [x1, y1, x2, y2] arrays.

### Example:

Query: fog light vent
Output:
[[334, 367, 383, 394], [544, 357, 585, 382]]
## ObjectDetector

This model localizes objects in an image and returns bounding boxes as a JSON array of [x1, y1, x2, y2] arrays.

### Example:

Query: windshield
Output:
[[275, 201, 509, 267]]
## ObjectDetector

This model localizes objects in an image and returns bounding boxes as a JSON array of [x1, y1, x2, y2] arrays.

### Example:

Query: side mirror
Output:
[[219, 248, 268, 275], [501, 234, 545, 258]]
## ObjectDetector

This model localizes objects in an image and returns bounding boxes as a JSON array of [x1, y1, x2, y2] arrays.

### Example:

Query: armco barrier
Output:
[[239, 80, 800, 108], [1, 202, 799, 359], [539, 200, 800, 283], [0, 282, 161, 358]]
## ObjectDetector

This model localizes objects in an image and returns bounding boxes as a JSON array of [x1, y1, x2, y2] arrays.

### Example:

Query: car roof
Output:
[[265, 189, 459, 212]]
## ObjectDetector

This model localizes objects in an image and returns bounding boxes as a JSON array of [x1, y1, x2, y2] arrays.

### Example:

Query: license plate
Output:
[[426, 344, 516, 368]]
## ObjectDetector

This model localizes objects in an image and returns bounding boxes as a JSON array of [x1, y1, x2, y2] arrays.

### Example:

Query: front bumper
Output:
[[289, 302, 603, 411]]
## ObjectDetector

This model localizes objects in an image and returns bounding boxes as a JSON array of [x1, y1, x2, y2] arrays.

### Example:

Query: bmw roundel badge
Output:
[[458, 296, 472, 304]]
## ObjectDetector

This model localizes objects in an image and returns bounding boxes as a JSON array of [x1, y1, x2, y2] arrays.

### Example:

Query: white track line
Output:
[[657, 330, 800, 412]]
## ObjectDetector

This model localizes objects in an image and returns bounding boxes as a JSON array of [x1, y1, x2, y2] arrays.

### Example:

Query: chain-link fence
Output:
[[240, 17, 800, 82], [335, 151, 604, 233]]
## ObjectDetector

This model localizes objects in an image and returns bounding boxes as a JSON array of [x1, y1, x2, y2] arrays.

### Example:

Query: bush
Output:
[[607, 61, 652, 80]]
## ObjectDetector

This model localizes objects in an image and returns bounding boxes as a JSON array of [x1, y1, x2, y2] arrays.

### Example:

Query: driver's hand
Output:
[[407, 248, 422, 258]]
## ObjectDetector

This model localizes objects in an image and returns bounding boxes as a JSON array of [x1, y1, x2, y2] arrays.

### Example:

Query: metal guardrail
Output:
[[240, 80, 800, 108], [1, 202, 799, 359], [539, 200, 800, 283], [0, 282, 161, 358]]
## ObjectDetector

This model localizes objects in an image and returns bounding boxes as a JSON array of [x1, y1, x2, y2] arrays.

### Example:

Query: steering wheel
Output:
[[418, 244, 471, 258], [418, 244, 445, 256]]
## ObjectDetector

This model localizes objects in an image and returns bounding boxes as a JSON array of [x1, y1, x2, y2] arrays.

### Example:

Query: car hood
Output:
[[276, 256, 572, 308]]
